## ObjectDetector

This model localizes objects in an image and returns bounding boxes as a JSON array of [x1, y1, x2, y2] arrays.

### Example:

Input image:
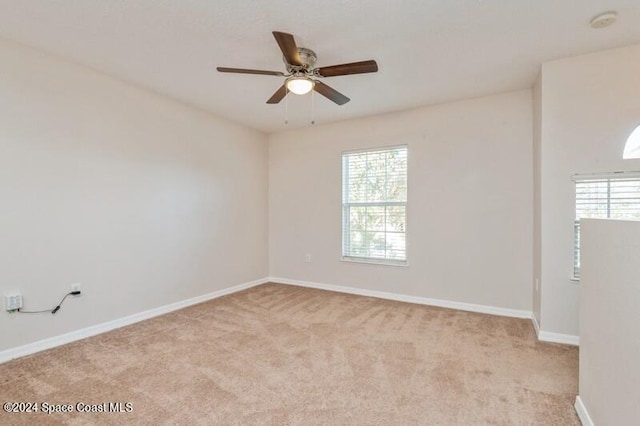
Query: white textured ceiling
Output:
[[1, 1, 639, 133]]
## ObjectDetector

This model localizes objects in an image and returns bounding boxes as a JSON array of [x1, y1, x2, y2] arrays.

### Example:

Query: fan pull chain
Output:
[[312, 47, 318, 126], [284, 87, 289, 125], [284, 89, 289, 124], [310, 89, 315, 126]]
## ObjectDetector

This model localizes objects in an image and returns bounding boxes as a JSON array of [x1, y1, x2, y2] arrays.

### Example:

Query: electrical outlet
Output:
[[71, 283, 82, 293], [304, 253, 311, 263], [5, 294, 23, 311]]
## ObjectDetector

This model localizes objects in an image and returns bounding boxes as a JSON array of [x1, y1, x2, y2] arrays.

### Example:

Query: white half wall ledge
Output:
[[575, 396, 595, 426], [269, 277, 533, 319], [0, 277, 270, 364]]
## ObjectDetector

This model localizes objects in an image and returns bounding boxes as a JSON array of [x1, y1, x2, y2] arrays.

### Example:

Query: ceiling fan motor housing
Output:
[[285, 47, 317, 74]]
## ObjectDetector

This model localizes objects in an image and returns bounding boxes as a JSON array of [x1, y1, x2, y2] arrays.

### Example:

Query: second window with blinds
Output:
[[342, 146, 408, 265], [574, 173, 640, 279]]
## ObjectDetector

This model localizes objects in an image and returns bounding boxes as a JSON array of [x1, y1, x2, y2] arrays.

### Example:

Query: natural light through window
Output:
[[573, 173, 640, 279], [623, 124, 640, 159], [342, 146, 408, 264]]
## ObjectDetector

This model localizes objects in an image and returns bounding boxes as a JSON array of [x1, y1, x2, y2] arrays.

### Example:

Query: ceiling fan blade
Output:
[[313, 81, 350, 105], [316, 60, 378, 77], [272, 31, 302, 66], [266, 85, 288, 104], [217, 67, 284, 76]]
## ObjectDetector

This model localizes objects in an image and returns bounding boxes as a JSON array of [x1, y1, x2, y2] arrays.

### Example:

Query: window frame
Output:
[[341, 145, 409, 266], [623, 123, 640, 159]]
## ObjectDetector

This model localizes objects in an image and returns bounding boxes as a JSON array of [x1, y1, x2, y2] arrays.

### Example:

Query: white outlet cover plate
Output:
[[5, 294, 23, 311]]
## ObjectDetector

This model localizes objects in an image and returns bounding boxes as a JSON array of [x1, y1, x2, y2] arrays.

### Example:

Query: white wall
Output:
[[532, 71, 542, 327], [538, 44, 640, 336], [7, 31, 637, 355], [0, 38, 269, 351], [269, 90, 533, 311], [578, 219, 640, 425]]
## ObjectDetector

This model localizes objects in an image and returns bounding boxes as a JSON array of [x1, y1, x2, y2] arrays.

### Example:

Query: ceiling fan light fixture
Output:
[[286, 76, 314, 95], [218, 31, 376, 105]]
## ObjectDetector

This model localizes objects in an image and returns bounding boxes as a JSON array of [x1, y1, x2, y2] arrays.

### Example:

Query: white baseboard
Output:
[[0, 277, 269, 364], [531, 315, 541, 336], [274, 277, 582, 346], [531, 313, 579, 346], [2, 276, 578, 363], [575, 396, 594, 426], [269, 276, 532, 319], [538, 330, 580, 346]]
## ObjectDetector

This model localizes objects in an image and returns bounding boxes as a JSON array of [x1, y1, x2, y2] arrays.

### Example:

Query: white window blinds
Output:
[[574, 173, 640, 278], [342, 146, 408, 263]]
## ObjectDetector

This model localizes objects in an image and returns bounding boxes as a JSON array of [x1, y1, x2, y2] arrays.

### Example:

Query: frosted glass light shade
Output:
[[286, 77, 314, 95]]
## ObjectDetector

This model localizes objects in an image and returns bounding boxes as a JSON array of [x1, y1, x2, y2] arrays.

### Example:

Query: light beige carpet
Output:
[[1, 283, 579, 425]]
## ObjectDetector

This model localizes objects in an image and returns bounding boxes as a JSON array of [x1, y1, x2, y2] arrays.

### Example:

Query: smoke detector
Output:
[[590, 11, 617, 29]]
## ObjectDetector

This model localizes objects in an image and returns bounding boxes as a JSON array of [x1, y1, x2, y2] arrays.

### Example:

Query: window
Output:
[[573, 172, 640, 278], [623, 124, 640, 159], [342, 146, 408, 264]]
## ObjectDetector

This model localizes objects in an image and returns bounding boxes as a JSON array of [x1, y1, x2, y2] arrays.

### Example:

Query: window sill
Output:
[[341, 257, 409, 268]]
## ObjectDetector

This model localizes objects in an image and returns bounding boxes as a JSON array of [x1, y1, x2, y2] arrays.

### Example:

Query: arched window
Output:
[[623, 124, 640, 159]]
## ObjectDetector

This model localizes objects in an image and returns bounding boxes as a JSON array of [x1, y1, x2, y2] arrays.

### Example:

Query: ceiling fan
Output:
[[217, 31, 378, 105]]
